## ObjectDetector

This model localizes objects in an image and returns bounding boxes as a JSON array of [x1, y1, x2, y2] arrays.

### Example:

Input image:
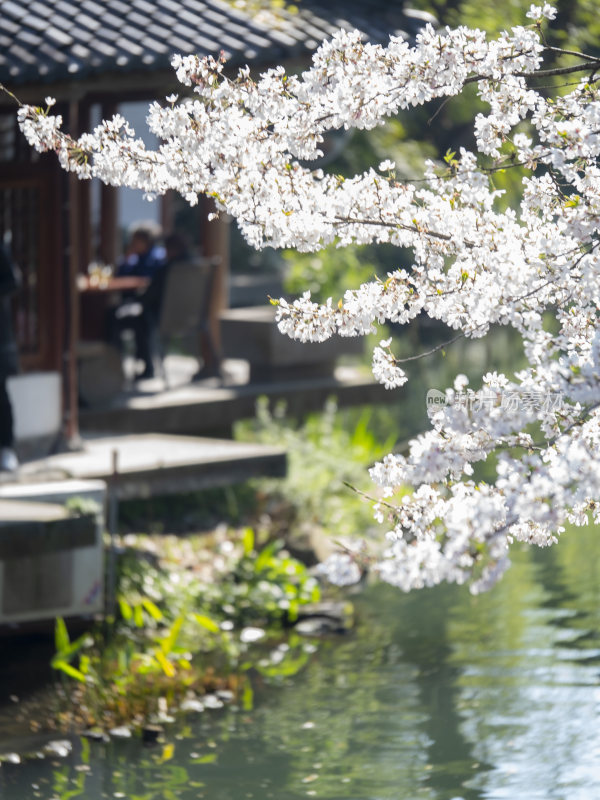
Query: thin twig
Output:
[[0, 84, 22, 107], [543, 45, 600, 63]]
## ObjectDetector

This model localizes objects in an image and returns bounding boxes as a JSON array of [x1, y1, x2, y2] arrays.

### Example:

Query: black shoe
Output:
[[192, 364, 221, 381], [136, 365, 155, 381]]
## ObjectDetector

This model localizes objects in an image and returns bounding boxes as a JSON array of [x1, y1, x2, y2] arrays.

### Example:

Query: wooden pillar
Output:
[[199, 196, 229, 358], [64, 98, 82, 445], [99, 101, 119, 266], [160, 190, 175, 236], [77, 102, 92, 272]]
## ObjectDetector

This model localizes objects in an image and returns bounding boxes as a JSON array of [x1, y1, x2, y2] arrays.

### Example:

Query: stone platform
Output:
[[14, 433, 287, 501], [80, 358, 396, 438]]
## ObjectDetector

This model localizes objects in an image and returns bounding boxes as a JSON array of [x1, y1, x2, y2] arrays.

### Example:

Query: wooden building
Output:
[[0, 0, 430, 445]]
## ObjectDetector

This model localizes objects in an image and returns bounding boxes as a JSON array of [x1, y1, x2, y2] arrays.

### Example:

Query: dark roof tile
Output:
[[168, 34, 198, 53], [54, 0, 81, 16], [2, 0, 26, 19], [96, 11, 123, 29], [155, 0, 181, 13], [77, 12, 102, 31], [0, 0, 424, 88], [71, 43, 91, 59], [17, 29, 42, 46], [127, 10, 151, 28], [93, 39, 118, 57], [80, 0, 106, 14], [1, 17, 19, 34], [114, 35, 145, 56], [38, 41, 69, 63], [45, 26, 74, 47], [130, 0, 157, 13], [7, 43, 37, 64], [24, 15, 50, 31], [142, 36, 170, 55], [106, 0, 131, 15], [28, 1, 54, 16]]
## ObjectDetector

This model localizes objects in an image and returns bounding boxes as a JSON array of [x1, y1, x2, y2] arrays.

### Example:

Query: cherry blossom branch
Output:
[[12, 3, 600, 594]]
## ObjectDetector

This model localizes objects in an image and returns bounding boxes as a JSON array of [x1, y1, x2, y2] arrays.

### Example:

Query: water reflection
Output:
[[1, 526, 599, 799]]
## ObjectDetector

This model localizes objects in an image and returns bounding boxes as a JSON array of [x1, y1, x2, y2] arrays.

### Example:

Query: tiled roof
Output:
[[0, 0, 433, 88]]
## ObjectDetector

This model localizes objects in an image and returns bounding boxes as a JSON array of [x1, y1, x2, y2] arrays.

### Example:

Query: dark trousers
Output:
[[108, 307, 157, 372], [0, 379, 14, 448]]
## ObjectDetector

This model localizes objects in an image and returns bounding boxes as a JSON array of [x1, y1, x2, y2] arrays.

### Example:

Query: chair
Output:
[[155, 257, 220, 387]]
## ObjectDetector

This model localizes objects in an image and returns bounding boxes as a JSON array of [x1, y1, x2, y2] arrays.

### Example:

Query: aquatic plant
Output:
[[49, 529, 323, 731]]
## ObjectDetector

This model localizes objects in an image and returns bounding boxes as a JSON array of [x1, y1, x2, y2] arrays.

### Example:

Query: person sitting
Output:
[[116, 225, 166, 280], [110, 224, 166, 380]]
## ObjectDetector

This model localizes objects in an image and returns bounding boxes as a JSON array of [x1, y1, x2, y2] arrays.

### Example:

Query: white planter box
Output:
[[7, 371, 61, 441], [0, 480, 106, 626]]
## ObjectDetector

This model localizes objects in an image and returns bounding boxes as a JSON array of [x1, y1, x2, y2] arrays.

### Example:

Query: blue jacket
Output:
[[117, 245, 166, 278]]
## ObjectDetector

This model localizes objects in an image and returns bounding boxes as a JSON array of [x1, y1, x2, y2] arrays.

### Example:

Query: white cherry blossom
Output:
[[13, 5, 600, 593]]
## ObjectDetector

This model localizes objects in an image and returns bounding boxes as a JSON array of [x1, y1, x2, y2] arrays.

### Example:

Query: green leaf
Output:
[[118, 597, 133, 621], [79, 654, 91, 676], [288, 598, 299, 623], [242, 527, 255, 555], [161, 616, 183, 655], [444, 148, 456, 164], [141, 597, 163, 621], [133, 603, 144, 628], [193, 614, 220, 634], [190, 753, 217, 764], [158, 743, 174, 763], [242, 683, 254, 711], [53, 659, 87, 683], [55, 617, 70, 654], [154, 649, 175, 677], [255, 539, 281, 572], [51, 632, 93, 666]]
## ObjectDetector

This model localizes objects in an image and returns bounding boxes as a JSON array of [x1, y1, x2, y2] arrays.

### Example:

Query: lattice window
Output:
[[0, 110, 42, 164], [0, 184, 42, 360]]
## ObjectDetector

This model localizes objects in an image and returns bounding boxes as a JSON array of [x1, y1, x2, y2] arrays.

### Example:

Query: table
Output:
[[77, 274, 150, 340], [77, 274, 151, 405], [77, 275, 150, 294]]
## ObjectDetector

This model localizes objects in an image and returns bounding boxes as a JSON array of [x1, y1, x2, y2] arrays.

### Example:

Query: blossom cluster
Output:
[[15, 4, 600, 592]]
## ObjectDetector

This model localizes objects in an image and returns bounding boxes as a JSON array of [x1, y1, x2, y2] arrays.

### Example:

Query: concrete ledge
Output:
[[15, 434, 287, 501]]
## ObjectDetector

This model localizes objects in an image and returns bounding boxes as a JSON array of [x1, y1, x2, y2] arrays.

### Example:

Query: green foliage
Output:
[[52, 619, 94, 683], [237, 397, 396, 540], [222, 0, 298, 20], [118, 481, 258, 533], [50, 528, 323, 730], [220, 537, 321, 623], [64, 496, 101, 517], [283, 241, 411, 305]]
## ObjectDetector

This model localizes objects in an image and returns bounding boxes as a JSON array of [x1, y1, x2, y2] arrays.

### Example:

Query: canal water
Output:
[[1, 524, 599, 799]]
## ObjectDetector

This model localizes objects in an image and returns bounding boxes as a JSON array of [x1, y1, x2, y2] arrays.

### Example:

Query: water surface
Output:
[[1, 526, 599, 799]]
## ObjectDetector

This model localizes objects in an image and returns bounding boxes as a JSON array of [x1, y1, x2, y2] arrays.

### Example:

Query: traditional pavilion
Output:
[[0, 0, 430, 444]]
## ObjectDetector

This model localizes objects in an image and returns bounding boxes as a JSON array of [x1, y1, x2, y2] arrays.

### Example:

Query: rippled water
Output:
[[1, 525, 599, 800]]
